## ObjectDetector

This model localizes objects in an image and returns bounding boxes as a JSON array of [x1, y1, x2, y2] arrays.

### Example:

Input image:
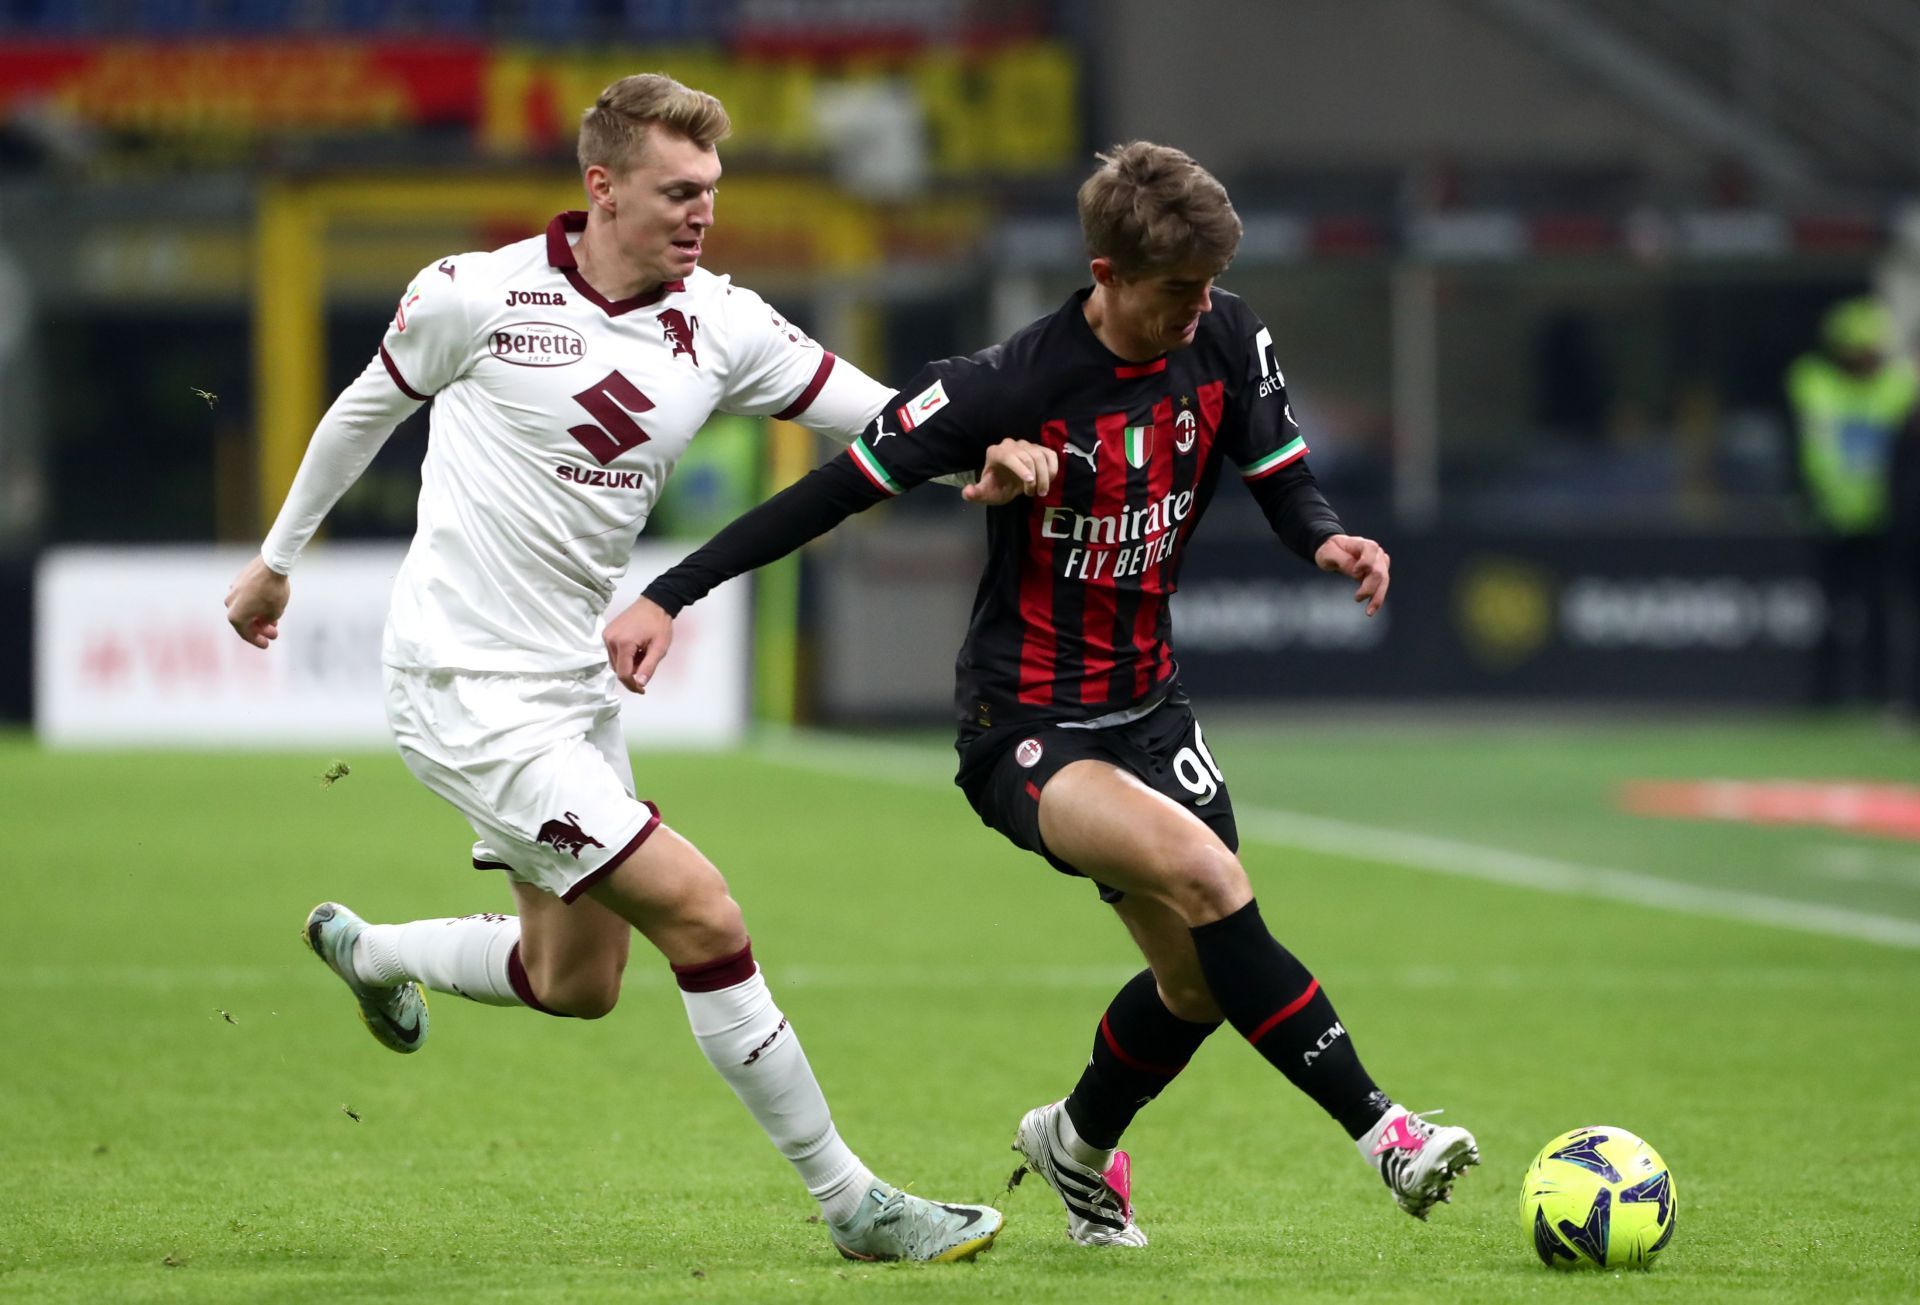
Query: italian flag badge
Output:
[[1124, 424, 1151, 468]]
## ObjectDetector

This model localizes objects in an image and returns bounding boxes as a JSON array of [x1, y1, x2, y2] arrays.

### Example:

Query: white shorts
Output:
[[384, 664, 659, 902]]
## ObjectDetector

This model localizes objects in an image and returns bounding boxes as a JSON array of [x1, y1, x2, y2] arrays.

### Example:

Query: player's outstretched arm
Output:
[[225, 555, 291, 648], [778, 352, 1049, 500], [226, 339, 432, 647], [1314, 533, 1391, 616], [624, 456, 894, 693]]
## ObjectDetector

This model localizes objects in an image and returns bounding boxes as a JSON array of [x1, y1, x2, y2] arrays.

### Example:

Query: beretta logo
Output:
[[491, 321, 586, 368]]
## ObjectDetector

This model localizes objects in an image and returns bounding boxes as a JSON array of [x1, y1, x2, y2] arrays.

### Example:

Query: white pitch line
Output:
[[7, 960, 1910, 994], [751, 730, 1920, 952], [1233, 807, 1920, 950]]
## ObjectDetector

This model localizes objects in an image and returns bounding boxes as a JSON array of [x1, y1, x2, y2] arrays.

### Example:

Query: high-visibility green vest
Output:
[[1786, 354, 1918, 533]]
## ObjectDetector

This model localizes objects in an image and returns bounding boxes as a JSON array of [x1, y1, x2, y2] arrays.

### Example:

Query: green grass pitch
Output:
[[3, 718, 1917, 1302]]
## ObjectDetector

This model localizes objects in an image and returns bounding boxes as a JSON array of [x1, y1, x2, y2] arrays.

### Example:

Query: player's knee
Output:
[[1161, 842, 1249, 923], [541, 970, 622, 1020], [669, 885, 747, 958], [564, 988, 620, 1020]]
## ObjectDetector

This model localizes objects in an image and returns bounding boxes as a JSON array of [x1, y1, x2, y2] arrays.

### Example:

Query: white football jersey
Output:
[[267, 211, 889, 673]]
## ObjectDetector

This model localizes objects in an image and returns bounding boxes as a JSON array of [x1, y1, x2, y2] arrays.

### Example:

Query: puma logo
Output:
[[1064, 440, 1098, 472]]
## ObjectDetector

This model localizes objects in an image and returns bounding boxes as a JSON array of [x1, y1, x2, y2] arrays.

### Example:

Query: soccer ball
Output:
[[1520, 1126, 1676, 1269]]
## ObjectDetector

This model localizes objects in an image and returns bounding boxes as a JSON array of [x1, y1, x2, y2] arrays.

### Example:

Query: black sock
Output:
[[1063, 969, 1220, 1150], [1188, 899, 1390, 1139]]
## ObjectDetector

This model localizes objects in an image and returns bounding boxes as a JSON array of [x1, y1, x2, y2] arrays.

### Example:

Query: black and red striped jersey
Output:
[[642, 286, 1345, 732]]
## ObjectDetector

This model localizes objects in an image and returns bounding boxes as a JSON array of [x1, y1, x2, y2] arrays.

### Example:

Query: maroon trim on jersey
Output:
[[771, 352, 837, 420], [1077, 410, 1135, 705], [1017, 419, 1072, 705], [1113, 357, 1167, 379], [559, 800, 661, 903], [544, 211, 685, 318], [544, 210, 583, 267], [560, 266, 686, 317], [379, 344, 429, 401]]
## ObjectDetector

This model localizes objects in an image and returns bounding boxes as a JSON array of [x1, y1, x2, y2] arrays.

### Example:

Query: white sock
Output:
[[677, 956, 873, 1224], [353, 914, 523, 1006], [1055, 1103, 1115, 1170]]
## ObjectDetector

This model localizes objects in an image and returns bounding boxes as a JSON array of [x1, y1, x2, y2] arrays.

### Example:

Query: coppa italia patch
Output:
[[895, 379, 950, 431]]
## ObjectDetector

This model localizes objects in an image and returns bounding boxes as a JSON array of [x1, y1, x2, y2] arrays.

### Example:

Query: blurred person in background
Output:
[[633, 141, 1479, 1249], [1888, 331, 1920, 721], [222, 72, 1052, 1263], [1786, 296, 1918, 706]]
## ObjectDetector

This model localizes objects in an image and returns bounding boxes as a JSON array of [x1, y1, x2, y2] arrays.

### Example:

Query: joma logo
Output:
[[505, 289, 567, 306]]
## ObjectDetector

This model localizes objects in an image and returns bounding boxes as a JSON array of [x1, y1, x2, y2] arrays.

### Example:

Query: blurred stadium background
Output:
[[8, 5, 1920, 1299], [7, 0, 1920, 734]]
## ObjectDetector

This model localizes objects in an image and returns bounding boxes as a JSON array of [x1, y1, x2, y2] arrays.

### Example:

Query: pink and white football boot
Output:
[[1359, 1105, 1480, 1219], [1010, 1100, 1148, 1247]]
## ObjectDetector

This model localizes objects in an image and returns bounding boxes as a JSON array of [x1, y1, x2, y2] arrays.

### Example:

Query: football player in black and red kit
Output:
[[630, 142, 1479, 1247]]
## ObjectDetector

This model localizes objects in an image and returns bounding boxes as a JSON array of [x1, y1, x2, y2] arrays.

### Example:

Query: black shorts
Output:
[[957, 691, 1239, 903]]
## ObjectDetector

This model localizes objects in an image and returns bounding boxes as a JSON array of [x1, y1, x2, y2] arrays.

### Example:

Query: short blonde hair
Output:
[[578, 73, 731, 176], [1078, 141, 1242, 279]]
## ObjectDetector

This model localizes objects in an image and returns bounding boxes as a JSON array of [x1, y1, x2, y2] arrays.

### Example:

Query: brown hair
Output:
[[1077, 141, 1241, 278], [578, 73, 731, 176]]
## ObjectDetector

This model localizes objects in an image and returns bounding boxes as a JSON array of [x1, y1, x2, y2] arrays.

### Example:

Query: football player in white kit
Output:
[[223, 73, 1055, 1263]]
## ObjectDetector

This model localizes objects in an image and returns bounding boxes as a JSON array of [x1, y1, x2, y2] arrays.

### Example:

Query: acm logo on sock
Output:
[[1303, 1020, 1347, 1066]]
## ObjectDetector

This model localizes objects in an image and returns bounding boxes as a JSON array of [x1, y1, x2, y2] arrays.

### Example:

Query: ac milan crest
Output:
[[1175, 408, 1197, 453]]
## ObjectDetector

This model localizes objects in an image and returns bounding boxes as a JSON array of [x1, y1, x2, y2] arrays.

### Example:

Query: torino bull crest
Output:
[[535, 812, 605, 860]]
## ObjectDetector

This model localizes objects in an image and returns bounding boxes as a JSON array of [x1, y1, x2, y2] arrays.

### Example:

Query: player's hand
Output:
[[604, 595, 674, 694], [1314, 533, 1391, 616], [225, 555, 290, 649], [963, 438, 1057, 505]]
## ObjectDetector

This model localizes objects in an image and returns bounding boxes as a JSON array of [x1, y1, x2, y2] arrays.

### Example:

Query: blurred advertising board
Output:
[[1172, 533, 1825, 704], [34, 543, 748, 748], [0, 37, 1077, 177]]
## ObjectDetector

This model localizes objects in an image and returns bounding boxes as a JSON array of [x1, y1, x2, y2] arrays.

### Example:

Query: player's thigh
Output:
[[510, 878, 632, 990], [1037, 760, 1249, 921], [579, 821, 747, 968], [1132, 698, 1239, 853], [1109, 893, 1222, 1023]]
